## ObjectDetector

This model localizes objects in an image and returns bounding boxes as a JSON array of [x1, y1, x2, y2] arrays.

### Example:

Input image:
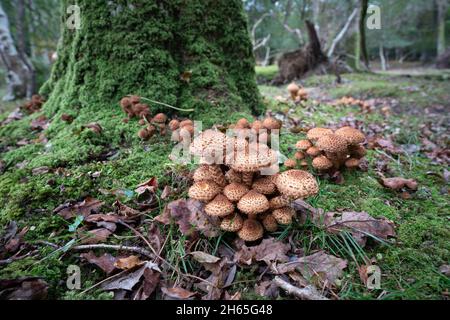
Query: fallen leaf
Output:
[[30, 115, 49, 131], [235, 238, 290, 266], [180, 70, 193, 83], [0, 278, 48, 300], [80, 251, 117, 274], [54, 197, 104, 219], [276, 251, 347, 288], [84, 122, 102, 134], [134, 268, 161, 300], [0, 108, 23, 125], [161, 287, 196, 300], [114, 256, 143, 270], [160, 186, 172, 200], [101, 262, 160, 291], [381, 177, 418, 191], [80, 228, 112, 244], [190, 251, 220, 264], [113, 200, 141, 219], [135, 177, 158, 196]]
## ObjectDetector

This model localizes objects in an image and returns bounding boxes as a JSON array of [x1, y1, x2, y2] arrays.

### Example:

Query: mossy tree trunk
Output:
[[41, 0, 263, 124]]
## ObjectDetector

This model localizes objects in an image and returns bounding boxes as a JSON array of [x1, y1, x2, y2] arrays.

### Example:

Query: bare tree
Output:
[[0, 2, 34, 101], [327, 8, 358, 58], [436, 0, 448, 56]]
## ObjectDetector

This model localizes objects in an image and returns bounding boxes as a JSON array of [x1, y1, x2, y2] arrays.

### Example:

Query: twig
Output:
[[72, 244, 154, 259], [132, 96, 195, 112], [274, 276, 329, 300]]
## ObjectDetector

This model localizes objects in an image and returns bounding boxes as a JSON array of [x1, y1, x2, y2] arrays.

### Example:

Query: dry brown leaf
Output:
[[30, 115, 49, 131], [80, 251, 117, 274], [54, 197, 104, 219], [190, 251, 221, 264], [101, 262, 160, 291], [80, 228, 112, 244], [85, 122, 102, 134], [235, 237, 290, 266], [114, 255, 143, 270], [135, 177, 158, 196], [161, 287, 196, 300], [113, 200, 141, 218], [0, 277, 48, 300]]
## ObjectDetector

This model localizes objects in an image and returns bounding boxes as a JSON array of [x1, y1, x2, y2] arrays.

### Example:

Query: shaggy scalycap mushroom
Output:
[[153, 113, 168, 123], [263, 117, 282, 130], [316, 134, 348, 154], [284, 158, 297, 168], [312, 155, 333, 171], [238, 219, 264, 241], [262, 214, 278, 232], [205, 194, 235, 217], [306, 146, 321, 157], [296, 139, 312, 151], [188, 181, 221, 202], [237, 190, 270, 215], [223, 183, 249, 202], [269, 195, 291, 209], [345, 158, 360, 169], [276, 170, 319, 199], [272, 207, 295, 225], [307, 127, 333, 141], [287, 83, 300, 99], [190, 130, 227, 164], [220, 213, 244, 232], [252, 177, 277, 195], [335, 127, 365, 145]]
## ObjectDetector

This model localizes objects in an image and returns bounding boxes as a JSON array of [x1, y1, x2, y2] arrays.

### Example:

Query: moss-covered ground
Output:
[[0, 71, 448, 300]]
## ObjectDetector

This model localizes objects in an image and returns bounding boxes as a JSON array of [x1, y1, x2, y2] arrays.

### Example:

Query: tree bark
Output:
[[40, 0, 262, 123], [0, 2, 33, 101], [327, 8, 358, 58], [359, 0, 370, 69], [436, 0, 448, 56]]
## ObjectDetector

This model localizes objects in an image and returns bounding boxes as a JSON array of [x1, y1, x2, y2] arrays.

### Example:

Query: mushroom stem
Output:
[[242, 172, 254, 187]]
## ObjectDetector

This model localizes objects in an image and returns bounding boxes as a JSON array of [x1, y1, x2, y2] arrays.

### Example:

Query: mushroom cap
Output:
[[225, 169, 242, 184], [307, 128, 333, 141], [350, 145, 367, 159], [120, 97, 132, 108], [180, 119, 194, 128], [251, 120, 263, 132], [262, 214, 278, 232], [345, 158, 360, 169], [193, 165, 213, 182], [223, 183, 249, 202], [296, 139, 312, 151], [284, 158, 297, 168], [294, 151, 305, 160], [168, 119, 180, 131], [237, 190, 270, 215], [287, 82, 300, 94], [190, 130, 227, 163], [180, 124, 194, 136], [236, 118, 250, 128], [129, 95, 140, 104], [276, 170, 319, 199], [205, 194, 235, 217], [316, 133, 348, 153], [230, 144, 276, 172], [238, 219, 264, 241], [263, 117, 282, 130], [252, 177, 277, 195], [312, 155, 333, 171], [153, 113, 168, 123], [269, 195, 291, 209], [220, 213, 244, 232], [188, 180, 221, 202], [335, 127, 365, 145], [138, 128, 150, 140], [272, 207, 295, 225], [306, 146, 321, 157]]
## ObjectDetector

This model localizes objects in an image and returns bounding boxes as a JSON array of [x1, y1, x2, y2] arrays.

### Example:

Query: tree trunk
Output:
[[379, 43, 387, 71], [0, 2, 33, 101], [355, 0, 370, 70], [327, 8, 358, 58], [436, 0, 448, 56], [40, 0, 262, 124]]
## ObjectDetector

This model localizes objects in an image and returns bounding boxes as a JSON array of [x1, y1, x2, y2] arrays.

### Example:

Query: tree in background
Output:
[[436, 0, 449, 56]]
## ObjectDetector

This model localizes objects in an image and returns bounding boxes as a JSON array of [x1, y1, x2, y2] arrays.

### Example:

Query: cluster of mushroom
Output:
[[332, 96, 371, 113], [187, 129, 319, 242], [294, 126, 367, 173], [228, 116, 282, 146], [287, 83, 308, 102], [22, 95, 45, 114], [119, 96, 193, 142]]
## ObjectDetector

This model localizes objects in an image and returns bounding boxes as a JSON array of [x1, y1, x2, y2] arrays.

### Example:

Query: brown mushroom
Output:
[[294, 151, 305, 160], [272, 207, 295, 225], [169, 119, 180, 131], [350, 145, 367, 159], [263, 117, 282, 130], [335, 127, 365, 145], [153, 113, 168, 123], [275, 170, 319, 199], [312, 155, 333, 171], [251, 120, 263, 133], [306, 146, 321, 157], [236, 118, 250, 129], [296, 139, 312, 151], [345, 158, 360, 169], [223, 183, 249, 202], [238, 219, 264, 241], [284, 158, 297, 168], [220, 213, 244, 232], [237, 190, 270, 215], [269, 195, 291, 209], [188, 180, 221, 202], [287, 82, 300, 100], [316, 133, 348, 154], [306, 127, 333, 141], [138, 128, 150, 140], [262, 214, 278, 232], [205, 194, 235, 217], [225, 169, 242, 184], [252, 176, 277, 195]]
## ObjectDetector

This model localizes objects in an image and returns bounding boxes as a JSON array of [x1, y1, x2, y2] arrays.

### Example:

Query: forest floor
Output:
[[0, 71, 448, 300]]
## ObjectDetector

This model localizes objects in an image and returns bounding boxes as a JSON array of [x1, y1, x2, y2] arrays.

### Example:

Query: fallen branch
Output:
[[135, 96, 194, 112], [274, 276, 329, 300], [71, 244, 154, 259]]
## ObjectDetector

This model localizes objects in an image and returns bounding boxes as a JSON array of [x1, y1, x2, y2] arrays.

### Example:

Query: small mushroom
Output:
[[262, 117, 282, 130], [284, 158, 297, 168], [287, 83, 300, 100], [220, 213, 244, 232], [269, 195, 291, 209], [272, 207, 295, 225], [251, 120, 263, 133], [306, 146, 321, 157], [153, 113, 168, 123], [236, 118, 250, 129], [296, 139, 312, 151], [205, 194, 235, 217], [169, 119, 180, 131], [188, 180, 221, 202], [294, 151, 305, 160], [225, 169, 242, 184], [237, 190, 270, 215], [138, 128, 150, 140], [238, 219, 264, 241], [345, 158, 360, 169], [223, 183, 249, 202], [306, 127, 333, 141], [252, 176, 277, 195], [350, 145, 367, 159], [262, 213, 278, 232], [312, 155, 333, 171], [335, 127, 365, 145], [180, 119, 194, 128], [275, 170, 319, 200]]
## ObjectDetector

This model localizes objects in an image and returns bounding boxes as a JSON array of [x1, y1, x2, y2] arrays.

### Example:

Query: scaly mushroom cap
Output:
[[312, 155, 333, 171], [193, 165, 213, 182], [276, 170, 319, 199], [349, 145, 367, 159], [223, 183, 249, 202], [316, 134, 348, 154], [180, 119, 194, 128], [345, 158, 360, 169], [306, 146, 321, 157], [307, 128, 333, 141], [284, 158, 297, 168], [251, 120, 263, 132], [262, 214, 278, 232], [225, 169, 242, 184], [180, 125, 194, 136], [296, 139, 312, 151], [236, 118, 250, 129], [252, 177, 277, 195], [153, 113, 168, 123], [269, 195, 291, 209], [230, 144, 276, 172], [205, 194, 235, 217], [169, 119, 180, 131], [287, 83, 300, 95], [237, 190, 270, 215], [335, 126, 365, 145], [188, 181, 221, 202], [238, 219, 264, 241], [294, 151, 305, 160], [272, 207, 295, 225], [263, 117, 282, 130], [220, 213, 244, 232], [190, 130, 227, 163]]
